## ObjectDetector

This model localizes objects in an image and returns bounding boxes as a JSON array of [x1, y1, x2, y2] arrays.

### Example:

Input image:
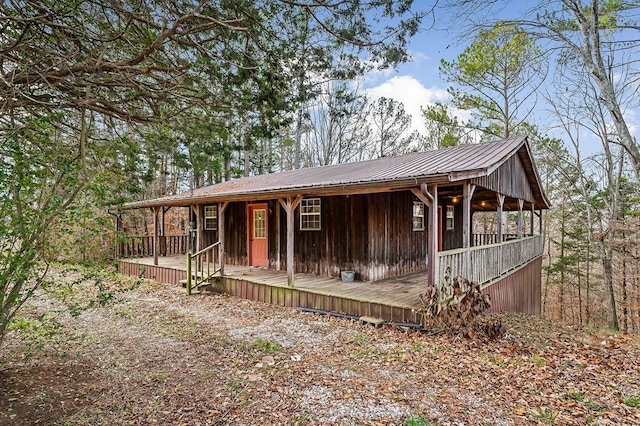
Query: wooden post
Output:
[[196, 204, 203, 253], [219, 201, 229, 277], [419, 183, 438, 289], [278, 196, 303, 287], [463, 182, 476, 279], [530, 203, 535, 236], [517, 199, 524, 238], [152, 206, 159, 266], [538, 209, 543, 236], [275, 203, 281, 271], [186, 252, 192, 295], [496, 194, 505, 243]]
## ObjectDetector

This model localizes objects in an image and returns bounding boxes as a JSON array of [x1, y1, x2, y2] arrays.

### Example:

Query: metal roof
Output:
[[124, 136, 550, 209]]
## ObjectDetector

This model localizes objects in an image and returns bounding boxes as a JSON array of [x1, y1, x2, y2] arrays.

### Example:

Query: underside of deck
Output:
[[118, 256, 427, 323]]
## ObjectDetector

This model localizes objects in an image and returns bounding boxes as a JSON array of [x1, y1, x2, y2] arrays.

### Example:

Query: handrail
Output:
[[186, 241, 221, 295], [437, 235, 542, 287]]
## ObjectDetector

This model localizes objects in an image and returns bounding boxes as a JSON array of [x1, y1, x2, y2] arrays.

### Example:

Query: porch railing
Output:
[[438, 235, 543, 288], [472, 233, 519, 246], [186, 241, 221, 295], [118, 234, 189, 258]]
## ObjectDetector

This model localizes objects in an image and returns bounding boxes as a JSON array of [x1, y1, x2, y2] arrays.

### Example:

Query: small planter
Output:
[[341, 270, 355, 282]]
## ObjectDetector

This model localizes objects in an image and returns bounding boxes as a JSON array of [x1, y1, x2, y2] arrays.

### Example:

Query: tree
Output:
[[444, 0, 640, 180], [421, 102, 474, 149], [439, 22, 545, 139], [302, 81, 371, 167], [0, 0, 428, 348], [368, 97, 417, 158]]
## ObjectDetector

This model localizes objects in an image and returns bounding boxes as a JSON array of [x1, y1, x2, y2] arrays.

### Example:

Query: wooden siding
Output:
[[201, 201, 248, 266], [440, 199, 463, 251], [286, 192, 427, 282], [118, 260, 187, 285], [484, 256, 542, 314], [472, 153, 534, 202]]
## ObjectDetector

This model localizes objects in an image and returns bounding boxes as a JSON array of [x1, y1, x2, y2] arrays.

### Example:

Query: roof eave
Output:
[[119, 173, 453, 210]]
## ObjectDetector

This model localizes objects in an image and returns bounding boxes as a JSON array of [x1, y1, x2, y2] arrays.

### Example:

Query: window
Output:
[[412, 201, 424, 231], [446, 205, 455, 230], [300, 198, 321, 230], [253, 209, 266, 238], [204, 205, 218, 230]]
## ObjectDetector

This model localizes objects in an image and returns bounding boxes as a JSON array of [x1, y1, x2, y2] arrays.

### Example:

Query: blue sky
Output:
[[358, 1, 639, 157]]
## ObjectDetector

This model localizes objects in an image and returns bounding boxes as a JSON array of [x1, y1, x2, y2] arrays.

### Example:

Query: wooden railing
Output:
[[186, 241, 221, 295], [118, 234, 189, 258], [438, 235, 543, 288], [472, 233, 519, 246]]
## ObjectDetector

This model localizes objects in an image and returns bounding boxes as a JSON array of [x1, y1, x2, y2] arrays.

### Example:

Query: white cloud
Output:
[[365, 75, 449, 135]]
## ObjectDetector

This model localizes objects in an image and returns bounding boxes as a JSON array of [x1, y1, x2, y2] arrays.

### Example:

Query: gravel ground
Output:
[[1, 274, 639, 425]]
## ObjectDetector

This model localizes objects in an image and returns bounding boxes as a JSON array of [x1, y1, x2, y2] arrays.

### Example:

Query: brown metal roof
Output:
[[124, 136, 550, 209]]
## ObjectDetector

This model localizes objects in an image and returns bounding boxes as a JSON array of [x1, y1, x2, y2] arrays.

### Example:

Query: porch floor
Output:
[[121, 255, 425, 311]]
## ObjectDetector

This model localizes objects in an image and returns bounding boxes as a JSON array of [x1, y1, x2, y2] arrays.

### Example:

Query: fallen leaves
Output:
[[1, 278, 639, 425]]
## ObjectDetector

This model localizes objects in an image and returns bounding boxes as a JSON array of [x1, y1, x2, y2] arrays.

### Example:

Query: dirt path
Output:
[[1, 278, 639, 425]]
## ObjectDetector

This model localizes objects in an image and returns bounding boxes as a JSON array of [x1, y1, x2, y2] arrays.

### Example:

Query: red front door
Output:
[[248, 204, 268, 267]]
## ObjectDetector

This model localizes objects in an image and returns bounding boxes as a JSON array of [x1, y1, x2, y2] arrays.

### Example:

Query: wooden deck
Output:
[[118, 256, 427, 323]]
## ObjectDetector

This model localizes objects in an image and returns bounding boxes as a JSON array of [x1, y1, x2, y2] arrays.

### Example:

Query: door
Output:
[[248, 204, 268, 267]]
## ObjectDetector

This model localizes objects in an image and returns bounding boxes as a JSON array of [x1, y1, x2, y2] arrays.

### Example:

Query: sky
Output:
[[359, 1, 640, 157]]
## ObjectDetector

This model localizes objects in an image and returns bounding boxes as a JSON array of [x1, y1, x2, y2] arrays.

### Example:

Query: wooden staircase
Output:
[[183, 241, 222, 295]]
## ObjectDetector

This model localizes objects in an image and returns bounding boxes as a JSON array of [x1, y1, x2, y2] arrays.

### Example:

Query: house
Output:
[[116, 136, 550, 320]]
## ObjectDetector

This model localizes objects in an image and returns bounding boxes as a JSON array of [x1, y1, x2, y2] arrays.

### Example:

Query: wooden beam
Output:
[[462, 182, 476, 249], [410, 187, 431, 206], [462, 183, 476, 280], [275, 202, 281, 270], [152, 206, 159, 266], [196, 204, 203, 253], [530, 203, 535, 236], [189, 205, 197, 253], [422, 184, 438, 288], [279, 195, 303, 287], [517, 199, 524, 238], [219, 201, 229, 276], [496, 194, 505, 243]]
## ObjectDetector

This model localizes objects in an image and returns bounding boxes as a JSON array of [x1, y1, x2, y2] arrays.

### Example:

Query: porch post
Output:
[[196, 204, 203, 253], [275, 203, 281, 270], [152, 206, 159, 266], [463, 182, 476, 279], [530, 203, 535, 236], [219, 201, 229, 277], [517, 199, 524, 238], [278, 196, 303, 287], [420, 183, 439, 288], [496, 194, 505, 243]]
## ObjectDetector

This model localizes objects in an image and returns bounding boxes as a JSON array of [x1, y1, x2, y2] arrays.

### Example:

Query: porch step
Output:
[[359, 316, 385, 328]]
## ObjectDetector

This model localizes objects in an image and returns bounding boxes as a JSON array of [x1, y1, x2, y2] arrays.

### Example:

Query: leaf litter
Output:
[[1, 276, 639, 425]]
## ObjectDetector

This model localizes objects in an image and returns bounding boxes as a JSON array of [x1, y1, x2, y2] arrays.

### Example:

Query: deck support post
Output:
[[278, 196, 303, 287], [420, 183, 438, 289], [517, 199, 524, 238], [219, 201, 229, 277], [463, 182, 476, 278], [152, 206, 160, 266]]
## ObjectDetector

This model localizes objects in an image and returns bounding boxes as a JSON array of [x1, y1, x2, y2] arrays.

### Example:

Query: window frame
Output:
[[299, 198, 321, 231], [412, 201, 425, 231], [446, 205, 455, 230], [203, 205, 218, 230]]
